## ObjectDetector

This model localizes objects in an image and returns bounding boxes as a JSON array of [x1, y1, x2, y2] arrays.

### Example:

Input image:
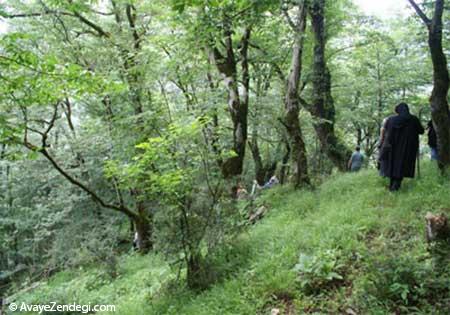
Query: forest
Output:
[[0, 0, 449, 314]]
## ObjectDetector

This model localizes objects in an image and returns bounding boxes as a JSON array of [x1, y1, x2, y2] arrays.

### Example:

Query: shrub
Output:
[[293, 249, 345, 294]]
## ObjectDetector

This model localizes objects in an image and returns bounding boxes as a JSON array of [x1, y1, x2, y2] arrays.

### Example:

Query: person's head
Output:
[[355, 146, 360, 152], [395, 102, 410, 115]]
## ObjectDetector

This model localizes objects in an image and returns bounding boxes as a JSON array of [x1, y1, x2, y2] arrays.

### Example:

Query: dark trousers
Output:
[[389, 177, 403, 191]]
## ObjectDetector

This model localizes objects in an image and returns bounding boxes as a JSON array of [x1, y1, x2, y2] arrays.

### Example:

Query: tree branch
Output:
[[4, 8, 109, 37], [407, 0, 431, 27], [298, 95, 312, 110], [3, 11, 74, 18], [72, 11, 110, 37], [277, 117, 290, 131], [126, 4, 141, 49], [240, 27, 252, 107], [39, 148, 138, 219], [432, 0, 445, 29], [22, 104, 138, 219]]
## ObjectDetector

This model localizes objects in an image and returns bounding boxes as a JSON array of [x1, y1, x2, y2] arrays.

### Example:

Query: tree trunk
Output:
[[125, 4, 144, 116], [279, 136, 291, 185], [186, 254, 201, 290], [309, 0, 352, 171], [205, 68, 224, 168], [428, 0, 450, 170], [134, 214, 152, 253], [248, 75, 277, 185], [131, 191, 153, 253], [248, 136, 265, 185], [408, 0, 450, 171], [356, 127, 362, 146], [283, 0, 310, 188], [186, 254, 211, 291], [209, 25, 251, 178], [248, 137, 277, 186]]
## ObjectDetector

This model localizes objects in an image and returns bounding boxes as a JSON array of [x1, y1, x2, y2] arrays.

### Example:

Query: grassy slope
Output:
[[15, 163, 450, 314]]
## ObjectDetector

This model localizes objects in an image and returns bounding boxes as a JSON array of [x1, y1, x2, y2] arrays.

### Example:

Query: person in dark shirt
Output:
[[381, 103, 424, 191]]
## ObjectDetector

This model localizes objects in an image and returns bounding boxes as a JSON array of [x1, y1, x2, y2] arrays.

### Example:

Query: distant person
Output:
[[252, 175, 279, 194], [262, 175, 279, 189], [381, 103, 424, 191], [232, 183, 249, 200], [427, 120, 438, 160], [348, 146, 364, 172], [237, 184, 249, 200]]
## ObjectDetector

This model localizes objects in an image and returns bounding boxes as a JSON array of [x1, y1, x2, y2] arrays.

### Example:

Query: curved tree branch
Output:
[[39, 148, 138, 219], [407, 0, 431, 28], [23, 104, 138, 219]]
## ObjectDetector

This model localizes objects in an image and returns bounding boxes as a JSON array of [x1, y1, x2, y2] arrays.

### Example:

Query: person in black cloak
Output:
[[379, 103, 424, 191]]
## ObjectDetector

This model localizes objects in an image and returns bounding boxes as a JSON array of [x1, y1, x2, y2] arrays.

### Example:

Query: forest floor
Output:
[[12, 162, 450, 314]]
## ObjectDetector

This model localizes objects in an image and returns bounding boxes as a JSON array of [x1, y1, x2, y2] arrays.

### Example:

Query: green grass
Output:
[[11, 162, 450, 314]]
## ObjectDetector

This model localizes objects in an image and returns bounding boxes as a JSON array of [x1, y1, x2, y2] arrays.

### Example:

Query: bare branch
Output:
[[39, 148, 138, 219], [90, 9, 114, 16], [126, 4, 141, 49], [72, 11, 110, 37], [63, 98, 76, 135], [21, 103, 137, 219], [5, 7, 109, 37], [27, 127, 45, 136], [407, 0, 431, 27], [3, 11, 74, 18], [298, 95, 312, 110]]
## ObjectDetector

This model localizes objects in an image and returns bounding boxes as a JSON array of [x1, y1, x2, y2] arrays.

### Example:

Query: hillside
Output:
[[10, 163, 450, 314]]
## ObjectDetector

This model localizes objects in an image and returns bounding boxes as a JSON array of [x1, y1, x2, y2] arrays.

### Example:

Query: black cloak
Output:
[[380, 103, 424, 179]]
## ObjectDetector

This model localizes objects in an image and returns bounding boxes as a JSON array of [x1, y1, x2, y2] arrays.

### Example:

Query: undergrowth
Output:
[[10, 162, 450, 314]]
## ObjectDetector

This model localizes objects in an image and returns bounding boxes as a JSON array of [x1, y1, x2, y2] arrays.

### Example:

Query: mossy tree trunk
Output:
[[309, 0, 352, 171], [282, 0, 311, 188], [408, 0, 450, 171]]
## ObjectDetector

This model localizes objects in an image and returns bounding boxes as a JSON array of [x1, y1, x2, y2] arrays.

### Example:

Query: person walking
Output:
[[348, 146, 364, 172], [381, 103, 424, 191]]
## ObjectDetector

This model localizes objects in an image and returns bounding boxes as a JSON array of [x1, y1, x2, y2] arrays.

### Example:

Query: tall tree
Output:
[[308, 0, 351, 171], [208, 23, 251, 178], [408, 0, 450, 170], [281, 0, 311, 187]]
